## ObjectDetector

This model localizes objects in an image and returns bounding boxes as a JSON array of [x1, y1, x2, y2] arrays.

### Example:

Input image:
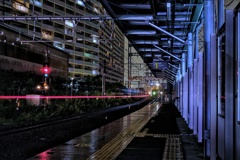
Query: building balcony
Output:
[[28, 30, 42, 38], [75, 7, 85, 15], [84, 44, 99, 52], [46, 0, 54, 2], [54, 0, 66, 7], [90, 0, 100, 5], [74, 42, 84, 48], [69, 59, 99, 68], [75, 33, 85, 40], [68, 67, 99, 76], [66, 3, 75, 10], [28, 21, 42, 28], [53, 21, 65, 27], [85, 28, 99, 36], [55, 8, 65, 15], [65, 49, 85, 58], [84, 52, 99, 61], [0, 0, 12, 7], [42, 4, 54, 13], [42, 23, 55, 31], [54, 36, 63, 42], [84, 21, 100, 30], [54, 28, 65, 34]]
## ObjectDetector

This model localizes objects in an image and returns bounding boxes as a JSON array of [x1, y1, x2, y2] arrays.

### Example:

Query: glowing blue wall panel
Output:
[[193, 59, 198, 134], [183, 75, 189, 123], [197, 52, 203, 143], [188, 68, 194, 129]]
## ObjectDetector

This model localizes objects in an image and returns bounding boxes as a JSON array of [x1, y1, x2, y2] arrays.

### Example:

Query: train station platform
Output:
[[89, 103, 204, 160], [28, 101, 205, 160]]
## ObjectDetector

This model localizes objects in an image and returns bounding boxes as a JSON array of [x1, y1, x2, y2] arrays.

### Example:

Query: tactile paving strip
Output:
[[135, 133, 184, 160]]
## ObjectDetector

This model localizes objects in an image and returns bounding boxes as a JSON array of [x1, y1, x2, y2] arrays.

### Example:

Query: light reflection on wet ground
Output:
[[28, 103, 160, 160]]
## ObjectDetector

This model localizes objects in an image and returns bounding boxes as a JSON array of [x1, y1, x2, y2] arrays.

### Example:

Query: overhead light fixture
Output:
[[168, 40, 171, 48], [167, 3, 171, 20]]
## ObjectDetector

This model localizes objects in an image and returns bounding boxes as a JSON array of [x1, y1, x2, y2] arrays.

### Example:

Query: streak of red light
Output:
[[0, 95, 149, 99]]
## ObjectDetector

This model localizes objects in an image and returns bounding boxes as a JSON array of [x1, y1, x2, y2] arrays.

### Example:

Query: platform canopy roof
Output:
[[99, 0, 203, 79]]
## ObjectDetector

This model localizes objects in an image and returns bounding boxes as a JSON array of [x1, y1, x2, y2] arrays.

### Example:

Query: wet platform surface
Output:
[[28, 102, 205, 160]]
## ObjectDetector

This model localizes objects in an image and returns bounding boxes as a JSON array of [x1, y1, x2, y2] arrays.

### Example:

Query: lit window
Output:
[[76, 0, 85, 7], [54, 42, 65, 50], [42, 30, 54, 40], [92, 35, 99, 44], [93, 7, 99, 14], [30, 0, 42, 7], [13, 1, 29, 13], [65, 28, 73, 35], [65, 20, 74, 28]]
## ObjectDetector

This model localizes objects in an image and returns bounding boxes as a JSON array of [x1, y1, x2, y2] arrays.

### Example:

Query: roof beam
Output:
[[138, 48, 159, 52], [148, 22, 186, 44], [126, 30, 156, 35], [164, 70, 176, 77], [132, 40, 158, 44], [168, 63, 179, 70], [0, 15, 112, 21], [153, 45, 182, 61], [119, 4, 151, 9]]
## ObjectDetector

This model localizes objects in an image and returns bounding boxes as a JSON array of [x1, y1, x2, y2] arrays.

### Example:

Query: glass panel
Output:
[[217, 27, 225, 117]]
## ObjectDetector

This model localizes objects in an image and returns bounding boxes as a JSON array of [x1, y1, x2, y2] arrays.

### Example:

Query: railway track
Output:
[[0, 98, 151, 160]]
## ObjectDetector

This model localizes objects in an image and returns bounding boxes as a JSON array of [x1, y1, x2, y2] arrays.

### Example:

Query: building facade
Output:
[[0, 0, 124, 83]]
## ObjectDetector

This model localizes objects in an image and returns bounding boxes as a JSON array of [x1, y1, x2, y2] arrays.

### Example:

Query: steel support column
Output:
[[218, 0, 224, 29], [193, 59, 198, 134], [204, 0, 215, 157], [210, 34, 217, 160], [198, 52, 204, 143], [188, 32, 194, 129], [224, 10, 234, 160], [182, 53, 186, 77]]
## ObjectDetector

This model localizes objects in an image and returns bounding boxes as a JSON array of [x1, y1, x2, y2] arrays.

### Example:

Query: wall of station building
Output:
[[173, 2, 240, 159]]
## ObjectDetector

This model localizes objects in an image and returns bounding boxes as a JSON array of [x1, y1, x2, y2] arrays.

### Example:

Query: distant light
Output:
[[156, 83, 160, 86]]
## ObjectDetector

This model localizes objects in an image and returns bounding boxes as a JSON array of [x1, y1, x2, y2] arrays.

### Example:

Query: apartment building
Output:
[[0, 0, 124, 83]]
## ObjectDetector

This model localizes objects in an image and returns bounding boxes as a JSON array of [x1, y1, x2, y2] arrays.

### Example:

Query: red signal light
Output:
[[41, 66, 50, 74]]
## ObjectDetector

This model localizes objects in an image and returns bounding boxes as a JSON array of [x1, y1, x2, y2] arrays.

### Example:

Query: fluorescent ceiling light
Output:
[[167, 3, 171, 20]]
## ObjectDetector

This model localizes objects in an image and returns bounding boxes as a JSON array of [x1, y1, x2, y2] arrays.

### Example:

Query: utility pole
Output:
[[102, 60, 106, 95]]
